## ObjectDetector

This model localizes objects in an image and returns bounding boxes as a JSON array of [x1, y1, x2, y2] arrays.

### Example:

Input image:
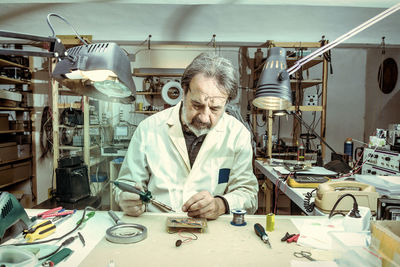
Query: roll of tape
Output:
[[161, 81, 183, 105]]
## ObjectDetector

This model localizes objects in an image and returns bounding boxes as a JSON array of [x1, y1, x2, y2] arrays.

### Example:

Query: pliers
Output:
[[23, 220, 56, 242]]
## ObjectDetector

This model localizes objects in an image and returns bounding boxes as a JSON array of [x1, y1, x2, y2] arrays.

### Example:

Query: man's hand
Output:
[[118, 190, 145, 217], [182, 191, 226, 219]]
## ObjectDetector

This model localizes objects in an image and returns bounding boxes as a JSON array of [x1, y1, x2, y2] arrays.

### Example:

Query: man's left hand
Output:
[[182, 191, 226, 219]]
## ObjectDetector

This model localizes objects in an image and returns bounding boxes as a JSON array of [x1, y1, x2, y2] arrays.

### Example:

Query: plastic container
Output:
[[0, 246, 37, 267], [329, 231, 381, 267]]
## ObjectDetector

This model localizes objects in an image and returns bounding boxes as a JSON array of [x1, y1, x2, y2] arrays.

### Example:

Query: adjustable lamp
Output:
[[253, 3, 400, 111], [0, 15, 136, 103], [52, 42, 136, 103]]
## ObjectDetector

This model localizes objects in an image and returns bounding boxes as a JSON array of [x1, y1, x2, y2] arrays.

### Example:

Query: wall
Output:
[[364, 48, 400, 139]]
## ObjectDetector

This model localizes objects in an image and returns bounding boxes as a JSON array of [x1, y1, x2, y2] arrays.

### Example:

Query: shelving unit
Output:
[[244, 41, 328, 159], [0, 56, 36, 207]]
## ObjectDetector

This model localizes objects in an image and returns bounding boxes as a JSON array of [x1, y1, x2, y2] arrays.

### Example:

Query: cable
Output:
[[304, 189, 316, 213], [328, 193, 360, 219], [46, 13, 88, 45], [40, 106, 53, 160]]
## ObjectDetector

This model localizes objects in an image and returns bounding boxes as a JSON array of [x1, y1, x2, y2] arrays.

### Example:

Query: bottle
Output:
[[297, 144, 305, 161]]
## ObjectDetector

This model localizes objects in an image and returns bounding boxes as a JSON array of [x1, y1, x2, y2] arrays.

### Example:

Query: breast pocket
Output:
[[212, 156, 234, 194]]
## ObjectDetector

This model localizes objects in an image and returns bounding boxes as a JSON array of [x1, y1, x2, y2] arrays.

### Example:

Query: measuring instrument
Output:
[[106, 210, 147, 244], [112, 181, 175, 212], [254, 223, 271, 248]]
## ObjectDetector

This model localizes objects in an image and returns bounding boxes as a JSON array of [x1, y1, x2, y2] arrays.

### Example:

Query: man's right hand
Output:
[[118, 191, 145, 217]]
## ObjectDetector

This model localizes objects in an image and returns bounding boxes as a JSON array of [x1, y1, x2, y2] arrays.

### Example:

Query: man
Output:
[[115, 52, 258, 219]]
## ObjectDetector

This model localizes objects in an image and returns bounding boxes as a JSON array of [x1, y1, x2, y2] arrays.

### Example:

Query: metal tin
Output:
[[266, 213, 275, 232], [231, 209, 247, 226]]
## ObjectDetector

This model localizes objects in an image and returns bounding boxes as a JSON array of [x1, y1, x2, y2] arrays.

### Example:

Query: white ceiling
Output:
[[0, 1, 399, 45]]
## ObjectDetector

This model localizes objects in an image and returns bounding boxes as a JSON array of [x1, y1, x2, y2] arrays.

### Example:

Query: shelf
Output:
[[0, 75, 30, 85], [136, 91, 161, 95], [58, 103, 82, 109], [286, 57, 323, 71], [133, 110, 158, 114], [89, 157, 105, 167], [0, 59, 30, 69], [0, 176, 31, 190], [287, 106, 323, 112], [133, 68, 184, 77], [290, 79, 323, 90], [0, 129, 25, 134], [0, 156, 32, 166], [0, 107, 31, 111], [59, 145, 99, 150]]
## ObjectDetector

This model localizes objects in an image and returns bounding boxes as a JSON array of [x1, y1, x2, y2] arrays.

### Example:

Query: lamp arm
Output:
[[0, 30, 66, 58], [287, 3, 400, 76], [291, 111, 337, 155]]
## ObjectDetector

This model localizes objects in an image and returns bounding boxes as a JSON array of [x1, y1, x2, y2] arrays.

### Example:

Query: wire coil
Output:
[[231, 209, 247, 226]]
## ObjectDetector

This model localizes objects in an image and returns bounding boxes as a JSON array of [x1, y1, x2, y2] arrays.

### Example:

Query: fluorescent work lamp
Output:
[[52, 42, 136, 103], [253, 3, 400, 111]]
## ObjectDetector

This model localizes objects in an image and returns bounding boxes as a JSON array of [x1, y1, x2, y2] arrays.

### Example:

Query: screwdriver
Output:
[[112, 181, 175, 212], [254, 223, 272, 248]]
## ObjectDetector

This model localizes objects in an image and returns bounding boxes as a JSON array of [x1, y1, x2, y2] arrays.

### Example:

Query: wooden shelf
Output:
[[0, 107, 31, 111], [286, 57, 323, 71], [0, 156, 32, 166], [0, 58, 29, 69], [59, 145, 99, 150], [0, 129, 25, 134], [290, 79, 323, 90], [287, 106, 323, 112], [0, 176, 31, 189], [0, 75, 29, 85], [133, 68, 184, 77], [136, 91, 161, 95], [58, 103, 82, 109]]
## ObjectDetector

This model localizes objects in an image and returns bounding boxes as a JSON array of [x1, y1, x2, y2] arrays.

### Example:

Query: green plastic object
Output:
[[47, 248, 73, 265], [0, 192, 31, 244]]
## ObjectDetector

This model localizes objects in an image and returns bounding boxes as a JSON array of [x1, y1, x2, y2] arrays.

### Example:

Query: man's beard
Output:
[[182, 104, 211, 137]]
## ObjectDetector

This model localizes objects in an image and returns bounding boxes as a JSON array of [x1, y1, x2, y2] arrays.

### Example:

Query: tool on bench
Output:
[[254, 223, 271, 248], [294, 251, 316, 261], [32, 207, 75, 221], [112, 181, 175, 212], [23, 220, 56, 242]]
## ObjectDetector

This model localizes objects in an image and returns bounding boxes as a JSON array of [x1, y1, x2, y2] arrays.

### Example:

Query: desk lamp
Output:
[[0, 14, 136, 103], [252, 3, 400, 111]]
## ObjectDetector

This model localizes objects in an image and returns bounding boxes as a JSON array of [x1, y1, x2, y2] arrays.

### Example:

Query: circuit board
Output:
[[166, 217, 207, 233]]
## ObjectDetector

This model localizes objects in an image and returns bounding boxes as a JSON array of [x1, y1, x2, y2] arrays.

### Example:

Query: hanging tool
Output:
[[23, 220, 56, 242], [254, 223, 271, 248], [112, 181, 175, 212]]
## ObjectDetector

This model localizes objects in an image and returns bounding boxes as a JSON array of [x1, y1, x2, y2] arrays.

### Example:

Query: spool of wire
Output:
[[231, 209, 247, 226]]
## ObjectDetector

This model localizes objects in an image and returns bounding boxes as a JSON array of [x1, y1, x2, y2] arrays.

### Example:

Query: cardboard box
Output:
[[0, 161, 31, 187], [371, 220, 400, 267], [0, 142, 18, 163], [0, 114, 8, 131]]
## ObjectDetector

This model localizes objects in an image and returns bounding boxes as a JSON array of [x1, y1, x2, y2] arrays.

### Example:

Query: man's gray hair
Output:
[[181, 53, 238, 101]]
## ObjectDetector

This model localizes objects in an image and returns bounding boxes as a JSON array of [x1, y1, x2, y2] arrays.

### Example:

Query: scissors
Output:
[[293, 251, 316, 261]]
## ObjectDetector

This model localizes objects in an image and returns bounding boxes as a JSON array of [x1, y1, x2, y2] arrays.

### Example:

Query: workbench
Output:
[[14, 210, 338, 266], [255, 159, 327, 216]]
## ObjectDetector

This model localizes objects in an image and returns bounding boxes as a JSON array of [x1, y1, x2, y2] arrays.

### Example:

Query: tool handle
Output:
[[113, 181, 152, 203], [254, 223, 267, 240], [108, 210, 122, 225]]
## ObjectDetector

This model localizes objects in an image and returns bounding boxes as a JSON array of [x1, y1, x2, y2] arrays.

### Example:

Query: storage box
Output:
[[371, 221, 400, 267], [0, 161, 31, 187], [0, 114, 8, 131], [0, 142, 18, 163]]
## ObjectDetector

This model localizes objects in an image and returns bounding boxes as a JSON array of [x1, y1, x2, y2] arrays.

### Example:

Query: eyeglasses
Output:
[[188, 87, 228, 108]]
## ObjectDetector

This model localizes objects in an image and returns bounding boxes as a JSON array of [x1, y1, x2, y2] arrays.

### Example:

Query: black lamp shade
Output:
[[52, 42, 136, 103], [252, 47, 292, 110]]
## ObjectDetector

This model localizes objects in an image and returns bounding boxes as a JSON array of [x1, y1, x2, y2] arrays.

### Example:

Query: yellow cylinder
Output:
[[266, 213, 275, 232]]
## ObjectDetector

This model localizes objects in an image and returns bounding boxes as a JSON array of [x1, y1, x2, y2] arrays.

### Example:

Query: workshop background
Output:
[[0, 0, 399, 211]]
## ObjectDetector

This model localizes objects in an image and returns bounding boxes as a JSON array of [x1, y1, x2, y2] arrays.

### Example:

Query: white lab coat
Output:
[[115, 102, 258, 214]]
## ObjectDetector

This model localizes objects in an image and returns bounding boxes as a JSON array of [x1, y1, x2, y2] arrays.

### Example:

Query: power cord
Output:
[[328, 193, 361, 219]]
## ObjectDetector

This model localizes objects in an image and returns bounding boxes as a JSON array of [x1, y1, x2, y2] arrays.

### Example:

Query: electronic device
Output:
[[377, 197, 400, 220], [362, 147, 400, 175], [113, 125, 131, 141], [0, 192, 31, 244], [314, 181, 379, 214], [55, 157, 90, 203], [287, 175, 330, 188], [388, 124, 400, 150]]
